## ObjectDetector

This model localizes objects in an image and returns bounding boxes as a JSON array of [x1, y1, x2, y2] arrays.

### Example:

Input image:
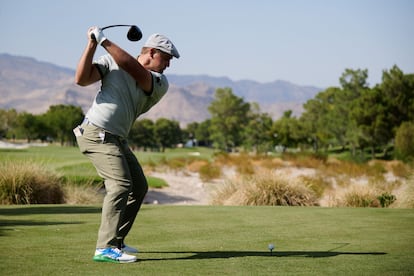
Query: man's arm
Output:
[[101, 39, 153, 92], [75, 34, 101, 86]]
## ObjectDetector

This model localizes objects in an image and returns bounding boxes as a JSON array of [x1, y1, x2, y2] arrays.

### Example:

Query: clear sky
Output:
[[0, 0, 413, 87]]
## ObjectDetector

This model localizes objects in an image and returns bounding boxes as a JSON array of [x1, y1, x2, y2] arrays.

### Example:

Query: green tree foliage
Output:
[[339, 69, 369, 153], [301, 89, 334, 151], [154, 118, 182, 151], [129, 119, 156, 151], [16, 112, 41, 142], [272, 110, 305, 151], [351, 87, 390, 158], [301, 67, 413, 158], [208, 87, 250, 151], [194, 119, 212, 147], [379, 66, 414, 130], [0, 109, 18, 139], [43, 105, 84, 145], [395, 121, 414, 161], [243, 103, 274, 153]]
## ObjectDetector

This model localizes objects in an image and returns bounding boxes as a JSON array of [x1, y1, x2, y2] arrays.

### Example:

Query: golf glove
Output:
[[89, 27, 107, 45]]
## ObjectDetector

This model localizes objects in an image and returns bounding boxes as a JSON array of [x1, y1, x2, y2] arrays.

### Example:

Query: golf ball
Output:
[[268, 243, 275, 250]]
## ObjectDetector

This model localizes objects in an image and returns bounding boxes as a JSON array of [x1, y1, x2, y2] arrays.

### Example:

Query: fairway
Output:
[[0, 205, 413, 275]]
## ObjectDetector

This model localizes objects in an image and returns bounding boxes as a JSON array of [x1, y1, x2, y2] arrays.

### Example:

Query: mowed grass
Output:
[[0, 205, 413, 275]]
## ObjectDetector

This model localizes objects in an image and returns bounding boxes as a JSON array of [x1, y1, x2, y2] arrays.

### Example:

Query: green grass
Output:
[[0, 205, 413, 275]]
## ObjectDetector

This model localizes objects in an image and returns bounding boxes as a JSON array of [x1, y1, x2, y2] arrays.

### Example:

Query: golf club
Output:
[[101, 24, 143, 41]]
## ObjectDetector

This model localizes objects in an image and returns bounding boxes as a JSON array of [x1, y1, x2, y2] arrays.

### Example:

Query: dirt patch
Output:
[[144, 171, 218, 205]]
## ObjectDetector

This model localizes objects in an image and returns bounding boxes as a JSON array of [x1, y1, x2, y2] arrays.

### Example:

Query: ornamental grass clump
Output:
[[213, 169, 319, 206], [0, 161, 64, 204]]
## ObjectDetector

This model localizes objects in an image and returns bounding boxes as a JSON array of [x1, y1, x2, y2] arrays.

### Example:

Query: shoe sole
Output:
[[93, 255, 137, 263], [122, 249, 139, 253]]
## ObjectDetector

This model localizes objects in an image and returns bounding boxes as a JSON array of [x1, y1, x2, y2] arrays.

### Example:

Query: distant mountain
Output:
[[0, 53, 323, 125]]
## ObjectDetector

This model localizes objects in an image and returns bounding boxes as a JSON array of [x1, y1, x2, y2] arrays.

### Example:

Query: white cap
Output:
[[144, 33, 180, 58]]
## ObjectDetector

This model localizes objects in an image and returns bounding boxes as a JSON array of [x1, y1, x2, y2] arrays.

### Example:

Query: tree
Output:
[[16, 112, 41, 142], [154, 118, 182, 151], [339, 68, 369, 91], [43, 105, 84, 146], [272, 110, 305, 151], [350, 87, 390, 158], [194, 119, 212, 147], [208, 87, 250, 151], [129, 119, 156, 151], [379, 65, 414, 132], [0, 109, 18, 139], [301, 92, 333, 152], [339, 69, 370, 154], [243, 103, 274, 153]]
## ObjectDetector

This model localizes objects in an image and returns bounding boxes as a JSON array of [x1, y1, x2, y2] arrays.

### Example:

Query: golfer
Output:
[[74, 26, 179, 263]]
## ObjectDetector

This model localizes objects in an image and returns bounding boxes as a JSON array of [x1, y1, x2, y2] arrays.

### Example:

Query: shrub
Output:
[[387, 160, 411, 178], [299, 175, 332, 199], [199, 162, 222, 182], [340, 186, 380, 207], [63, 181, 102, 205], [213, 169, 318, 206], [0, 161, 65, 204], [395, 121, 414, 161], [186, 160, 210, 173], [281, 152, 328, 169], [391, 171, 414, 208], [377, 192, 396, 208]]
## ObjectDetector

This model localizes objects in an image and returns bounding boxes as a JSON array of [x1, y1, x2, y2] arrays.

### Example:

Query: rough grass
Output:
[[198, 162, 222, 182], [208, 153, 413, 208], [63, 181, 103, 205], [212, 169, 318, 206], [0, 161, 65, 204], [1, 146, 413, 208]]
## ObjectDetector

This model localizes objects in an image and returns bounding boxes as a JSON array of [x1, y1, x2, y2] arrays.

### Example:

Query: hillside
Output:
[[0, 53, 323, 125]]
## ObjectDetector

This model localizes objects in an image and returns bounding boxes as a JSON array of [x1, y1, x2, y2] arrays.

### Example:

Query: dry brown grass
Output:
[[63, 182, 103, 205], [212, 169, 318, 206], [198, 162, 222, 182], [299, 174, 332, 198], [209, 153, 414, 208], [338, 185, 381, 207], [391, 172, 414, 208], [0, 161, 65, 204], [186, 160, 209, 173]]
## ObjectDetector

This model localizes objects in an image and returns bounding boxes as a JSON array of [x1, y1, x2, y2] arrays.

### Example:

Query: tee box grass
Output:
[[0, 205, 413, 275]]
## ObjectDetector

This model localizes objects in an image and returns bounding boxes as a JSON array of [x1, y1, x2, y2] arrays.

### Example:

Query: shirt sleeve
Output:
[[93, 54, 115, 78], [150, 71, 169, 101]]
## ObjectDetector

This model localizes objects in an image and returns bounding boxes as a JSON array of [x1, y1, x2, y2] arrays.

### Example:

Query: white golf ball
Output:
[[268, 243, 275, 250]]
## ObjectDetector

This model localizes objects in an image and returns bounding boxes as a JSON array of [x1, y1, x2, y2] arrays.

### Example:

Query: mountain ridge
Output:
[[0, 53, 323, 125]]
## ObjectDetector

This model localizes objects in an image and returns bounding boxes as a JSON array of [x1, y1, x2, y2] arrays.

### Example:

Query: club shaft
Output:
[[101, 25, 133, 30]]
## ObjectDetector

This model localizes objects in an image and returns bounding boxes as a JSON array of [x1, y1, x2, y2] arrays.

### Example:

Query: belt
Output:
[[81, 118, 126, 143], [82, 117, 98, 127]]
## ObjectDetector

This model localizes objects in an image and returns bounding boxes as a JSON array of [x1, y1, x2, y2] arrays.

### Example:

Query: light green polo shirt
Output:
[[85, 54, 168, 138]]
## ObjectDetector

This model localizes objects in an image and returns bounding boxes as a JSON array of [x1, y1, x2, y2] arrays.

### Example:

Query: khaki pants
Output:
[[75, 122, 148, 248]]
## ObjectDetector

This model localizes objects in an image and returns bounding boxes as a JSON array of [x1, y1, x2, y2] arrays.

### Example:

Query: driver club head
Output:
[[100, 24, 143, 42], [127, 25, 142, 41]]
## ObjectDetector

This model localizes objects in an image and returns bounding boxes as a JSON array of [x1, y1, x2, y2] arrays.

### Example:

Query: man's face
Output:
[[153, 49, 173, 74]]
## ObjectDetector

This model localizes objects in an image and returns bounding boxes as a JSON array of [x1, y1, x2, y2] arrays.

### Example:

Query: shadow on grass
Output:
[[0, 219, 84, 236], [0, 206, 101, 216], [0, 206, 99, 236], [139, 250, 387, 260], [144, 190, 197, 205]]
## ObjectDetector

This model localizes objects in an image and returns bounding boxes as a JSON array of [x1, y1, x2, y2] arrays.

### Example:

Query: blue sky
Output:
[[0, 0, 413, 87]]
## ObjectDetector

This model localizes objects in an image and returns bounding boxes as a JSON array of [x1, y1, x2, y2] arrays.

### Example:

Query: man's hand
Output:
[[89, 27, 107, 45]]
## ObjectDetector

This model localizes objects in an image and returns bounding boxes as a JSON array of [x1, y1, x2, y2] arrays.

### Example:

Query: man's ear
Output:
[[149, 48, 157, 58]]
